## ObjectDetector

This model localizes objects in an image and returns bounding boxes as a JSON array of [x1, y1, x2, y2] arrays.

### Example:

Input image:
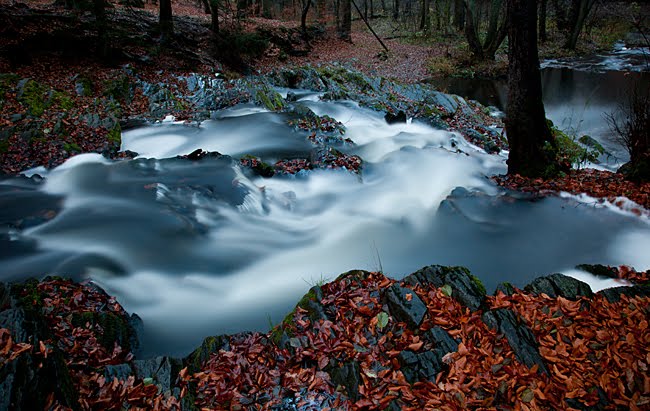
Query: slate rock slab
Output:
[[383, 284, 427, 329], [482, 308, 549, 375], [403, 265, 486, 311], [597, 285, 650, 303], [525, 273, 593, 300]]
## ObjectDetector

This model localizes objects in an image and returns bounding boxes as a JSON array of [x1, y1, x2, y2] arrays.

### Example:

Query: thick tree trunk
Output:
[[392, 0, 399, 20], [339, 0, 352, 41], [159, 0, 173, 39], [505, 0, 557, 177]]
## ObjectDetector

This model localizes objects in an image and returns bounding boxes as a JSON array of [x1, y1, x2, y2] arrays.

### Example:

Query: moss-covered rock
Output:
[[184, 334, 230, 374], [70, 311, 136, 352]]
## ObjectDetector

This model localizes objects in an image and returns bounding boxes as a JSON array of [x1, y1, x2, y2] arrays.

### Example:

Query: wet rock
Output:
[[398, 327, 457, 384], [177, 149, 223, 161], [185, 334, 230, 374], [384, 110, 407, 124], [104, 363, 133, 381], [423, 326, 458, 357], [382, 284, 427, 329], [70, 311, 137, 353], [482, 308, 549, 375], [597, 285, 650, 303], [575, 264, 619, 279], [132, 356, 181, 392], [524, 273, 593, 300], [403, 265, 486, 311], [327, 361, 361, 401], [494, 282, 516, 296], [397, 350, 444, 383], [0, 348, 80, 411]]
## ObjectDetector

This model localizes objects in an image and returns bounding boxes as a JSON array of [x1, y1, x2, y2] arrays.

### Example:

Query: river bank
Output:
[[1, 264, 648, 410]]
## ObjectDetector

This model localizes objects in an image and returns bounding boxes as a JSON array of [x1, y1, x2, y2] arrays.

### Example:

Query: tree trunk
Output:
[[505, 0, 557, 177], [538, 0, 547, 43], [301, 0, 311, 36], [564, 0, 595, 50], [159, 0, 173, 39], [209, 0, 220, 33], [392, 0, 399, 20], [453, 0, 464, 30], [463, 0, 505, 61], [419, 0, 429, 31], [93, 0, 109, 61], [339, 0, 352, 41]]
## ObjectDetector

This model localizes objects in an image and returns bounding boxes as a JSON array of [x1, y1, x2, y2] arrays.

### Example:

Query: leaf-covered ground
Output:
[[493, 170, 650, 215], [2, 266, 648, 410]]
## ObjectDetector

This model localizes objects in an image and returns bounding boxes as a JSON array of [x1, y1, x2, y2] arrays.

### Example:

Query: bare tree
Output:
[[463, 0, 507, 60]]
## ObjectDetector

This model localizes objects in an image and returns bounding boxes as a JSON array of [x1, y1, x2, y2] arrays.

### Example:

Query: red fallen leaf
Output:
[[39, 340, 48, 358]]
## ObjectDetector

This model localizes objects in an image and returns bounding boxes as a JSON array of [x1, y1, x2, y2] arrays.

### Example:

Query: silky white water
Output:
[[1, 96, 648, 356]]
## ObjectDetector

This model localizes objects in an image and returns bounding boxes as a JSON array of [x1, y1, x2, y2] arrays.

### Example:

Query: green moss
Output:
[[185, 335, 230, 374], [63, 142, 81, 153], [255, 85, 285, 111], [53, 91, 74, 111], [71, 311, 133, 352], [75, 75, 94, 97], [19, 80, 49, 117], [469, 274, 487, 295], [103, 75, 132, 104], [552, 127, 604, 169], [107, 123, 122, 145]]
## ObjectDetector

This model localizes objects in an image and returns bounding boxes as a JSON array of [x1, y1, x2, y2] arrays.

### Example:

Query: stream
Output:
[[1, 50, 650, 357], [428, 42, 650, 168]]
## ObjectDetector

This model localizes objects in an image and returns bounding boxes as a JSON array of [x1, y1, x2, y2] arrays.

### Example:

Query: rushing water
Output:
[[428, 43, 650, 168], [2, 91, 649, 356]]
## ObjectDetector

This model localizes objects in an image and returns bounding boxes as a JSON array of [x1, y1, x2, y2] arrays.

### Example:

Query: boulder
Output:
[[132, 356, 182, 392], [423, 326, 458, 357], [327, 361, 361, 401], [482, 308, 549, 375], [0, 348, 80, 411], [403, 265, 486, 311], [524, 273, 593, 300], [382, 284, 427, 329], [184, 334, 230, 374], [597, 285, 650, 303], [398, 350, 445, 383], [398, 326, 459, 384], [384, 110, 407, 124]]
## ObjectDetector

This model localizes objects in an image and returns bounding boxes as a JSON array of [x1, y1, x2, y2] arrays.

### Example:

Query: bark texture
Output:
[[505, 0, 557, 177]]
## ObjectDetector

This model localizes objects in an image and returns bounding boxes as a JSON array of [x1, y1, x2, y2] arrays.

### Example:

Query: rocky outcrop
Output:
[[482, 308, 550, 375], [524, 273, 593, 300], [382, 284, 427, 329], [403, 265, 486, 311]]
